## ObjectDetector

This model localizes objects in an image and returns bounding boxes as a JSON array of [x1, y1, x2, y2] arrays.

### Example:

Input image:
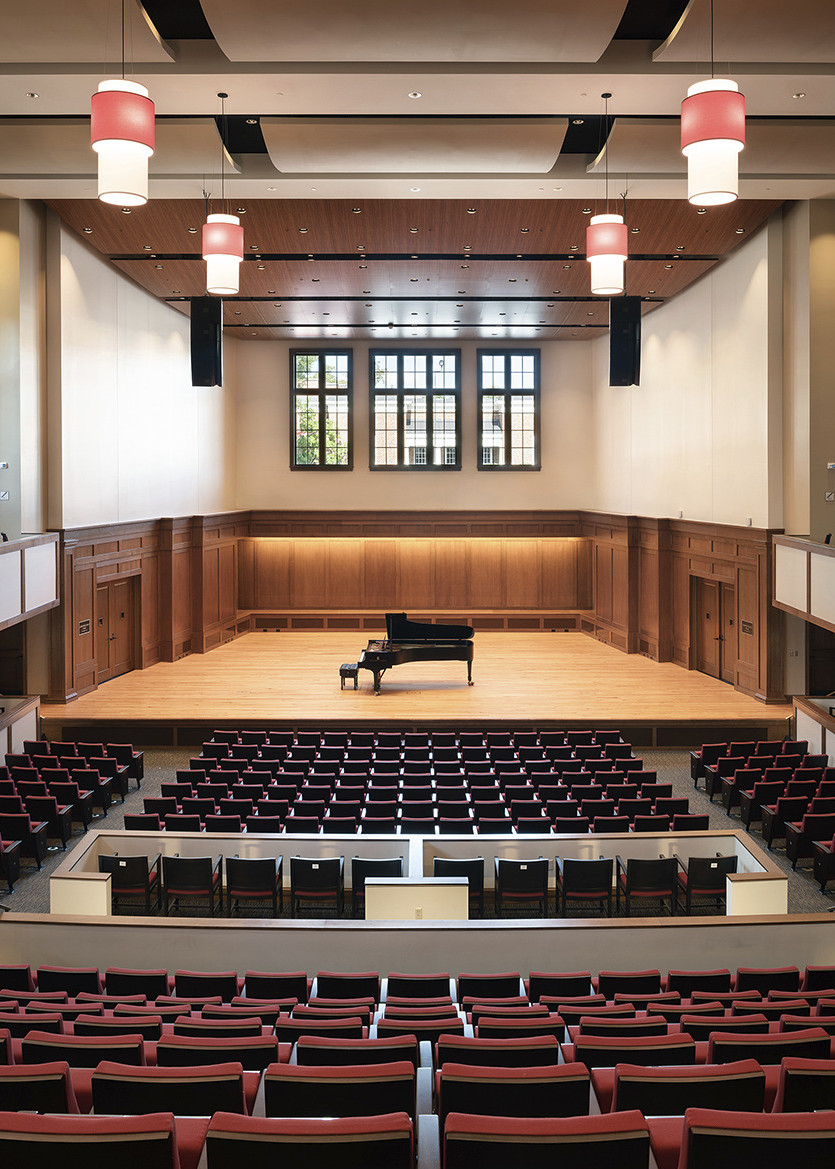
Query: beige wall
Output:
[[589, 223, 781, 527], [48, 221, 235, 529], [228, 337, 594, 511]]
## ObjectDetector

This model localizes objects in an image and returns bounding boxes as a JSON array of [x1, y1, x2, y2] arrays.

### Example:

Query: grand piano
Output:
[[358, 612, 475, 694]]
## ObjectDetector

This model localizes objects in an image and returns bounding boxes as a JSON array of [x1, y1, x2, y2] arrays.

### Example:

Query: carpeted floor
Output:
[[6, 746, 834, 917]]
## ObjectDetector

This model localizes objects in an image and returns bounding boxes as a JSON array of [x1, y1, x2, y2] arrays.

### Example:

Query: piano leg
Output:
[[468, 661, 474, 686], [373, 669, 382, 695]]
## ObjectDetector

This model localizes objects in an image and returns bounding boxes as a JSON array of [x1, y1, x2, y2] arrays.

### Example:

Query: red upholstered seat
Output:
[[204, 1110, 413, 1169], [444, 1109, 650, 1169], [0, 1061, 80, 1112], [0, 1110, 181, 1169]]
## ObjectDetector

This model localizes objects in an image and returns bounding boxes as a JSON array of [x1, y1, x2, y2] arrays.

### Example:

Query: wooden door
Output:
[[720, 583, 736, 684], [95, 579, 136, 684], [692, 578, 721, 679]]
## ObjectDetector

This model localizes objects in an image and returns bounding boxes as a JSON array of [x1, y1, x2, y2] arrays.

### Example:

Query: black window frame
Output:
[[369, 348, 462, 471], [477, 348, 541, 471], [290, 348, 354, 471]]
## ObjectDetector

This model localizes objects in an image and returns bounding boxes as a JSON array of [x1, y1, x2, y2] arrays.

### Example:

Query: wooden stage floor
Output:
[[41, 632, 794, 747]]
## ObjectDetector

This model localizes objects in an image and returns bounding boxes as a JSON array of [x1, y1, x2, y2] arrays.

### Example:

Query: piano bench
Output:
[[340, 662, 359, 690]]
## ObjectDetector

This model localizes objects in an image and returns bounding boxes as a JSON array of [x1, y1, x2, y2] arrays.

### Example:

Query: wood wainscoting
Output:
[[47, 510, 785, 704]]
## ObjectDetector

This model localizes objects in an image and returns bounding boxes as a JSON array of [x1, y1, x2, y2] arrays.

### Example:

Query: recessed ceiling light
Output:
[[154, 264, 163, 269], [563, 264, 571, 269], [363, 290, 371, 294], [408, 91, 422, 99], [246, 118, 258, 125], [463, 245, 472, 251], [582, 207, 592, 214], [298, 227, 308, 233], [25, 91, 38, 98], [675, 245, 685, 251], [569, 244, 579, 251], [587, 311, 594, 316], [234, 310, 242, 316], [508, 278, 517, 282], [356, 245, 366, 251], [188, 226, 198, 233], [359, 264, 368, 269], [466, 208, 477, 214], [461, 264, 469, 269], [410, 277, 418, 282], [249, 244, 259, 249], [735, 227, 745, 233], [82, 226, 93, 233], [236, 207, 246, 213], [457, 290, 466, 294], [142, 244, 152, 250], [792, 92, 806, 99], [697, 208, 707, 214], [664, 264, 673, 269], [267, 289, 276, 294], [257, 264, 265, 270], [547, 303, 555, 307], [572, 118, 584, 125], [520, 227, 530, 233], [411, 312, 418, 316], [365, 302, 372, 306], [312, 277, 320, 281], [630, 227, 640, 234], [323, 312, 330, 316], [352, 207, 362, 214], [172, 290, 180, 294], [273, 303, 281, 307], [121, 207, 131, 214], [648, 289, 656, 294], [267, 186, 276, 191], [409, 227, 419, 233], [499, 312, 506, 316], [410, 187, 420, 192]]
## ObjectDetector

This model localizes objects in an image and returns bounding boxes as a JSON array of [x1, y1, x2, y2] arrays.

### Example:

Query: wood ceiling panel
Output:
[[201, 0, 629, 62], [49, 197, 778, 259]]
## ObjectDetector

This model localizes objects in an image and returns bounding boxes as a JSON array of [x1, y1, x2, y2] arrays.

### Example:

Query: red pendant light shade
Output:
[[91, 80, 155, 206], [681, 79, 745, 205], [586, 215, 628, 297], [202, 213, 245, 296]]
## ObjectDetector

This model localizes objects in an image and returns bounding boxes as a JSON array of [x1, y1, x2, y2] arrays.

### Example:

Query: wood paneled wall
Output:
[[238, 536, 592, 614], [48, 509, 785, 704], [581, 513, 784, 702]]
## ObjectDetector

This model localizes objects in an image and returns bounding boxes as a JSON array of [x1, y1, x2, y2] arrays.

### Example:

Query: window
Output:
[[477, 350, 540, 470], [291, 350, 352, 469], [370, 350, 461, 470]]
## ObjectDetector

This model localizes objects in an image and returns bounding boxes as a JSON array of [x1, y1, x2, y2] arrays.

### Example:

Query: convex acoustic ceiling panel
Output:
[[261, 117, 568, 174], [1, 0, 173, 62], [201, 0, 629, 62], [0, 119, 233, 178], [654, 0, 835, 63], [588, 118, 835, 178]]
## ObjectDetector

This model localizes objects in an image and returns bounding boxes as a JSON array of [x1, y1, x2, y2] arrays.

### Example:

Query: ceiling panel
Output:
[[654, 0, 835, 62], [262, 117, 567, 174], [201, 0, 629, 63], [0, 118, 227, 179], [1, 0, 173, 62], [591, 118, 835, 179], [49, 197, 777, 258]]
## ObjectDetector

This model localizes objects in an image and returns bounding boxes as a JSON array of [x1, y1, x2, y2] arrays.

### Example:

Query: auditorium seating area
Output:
[[128, 728, 707, 837], [1, 962, 834, 1169]]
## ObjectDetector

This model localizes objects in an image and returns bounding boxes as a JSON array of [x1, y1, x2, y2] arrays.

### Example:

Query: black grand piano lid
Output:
[[386, 612, 474, 642]]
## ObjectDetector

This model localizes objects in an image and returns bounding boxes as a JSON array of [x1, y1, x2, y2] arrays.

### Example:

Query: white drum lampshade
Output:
[[681, 78, 745, 206], [202, 213, 245, 296]]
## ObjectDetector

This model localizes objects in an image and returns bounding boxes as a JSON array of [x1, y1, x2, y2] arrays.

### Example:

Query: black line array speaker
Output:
[[190, 297, 223, 387], [609, 296, 641, 387]]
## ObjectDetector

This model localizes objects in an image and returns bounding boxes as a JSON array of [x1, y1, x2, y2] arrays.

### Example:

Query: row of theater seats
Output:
[[4, 1101, 835, 1169], [0, 739, 144, 888], [95, 850, 735, 918], [2, 963, 835, 1169]]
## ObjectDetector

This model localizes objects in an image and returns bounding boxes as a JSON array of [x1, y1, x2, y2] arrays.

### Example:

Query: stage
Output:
[[40, 631, 794, 747]]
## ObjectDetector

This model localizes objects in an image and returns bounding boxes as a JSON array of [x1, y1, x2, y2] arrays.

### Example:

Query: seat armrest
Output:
[[417, 1112, 441, 1169], [417, 1066, 433, 1116]]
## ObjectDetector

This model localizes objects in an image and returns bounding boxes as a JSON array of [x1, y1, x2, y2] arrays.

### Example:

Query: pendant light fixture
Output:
[[681, 0, 745, 205], [90, 0, 155, 206], [203, 93, 244, 296], [586, 93, 628, 297]]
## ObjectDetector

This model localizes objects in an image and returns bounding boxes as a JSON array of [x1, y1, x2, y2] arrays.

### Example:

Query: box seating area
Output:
[[129, 728, 704, 837], [1, 962, 835, 1169]]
